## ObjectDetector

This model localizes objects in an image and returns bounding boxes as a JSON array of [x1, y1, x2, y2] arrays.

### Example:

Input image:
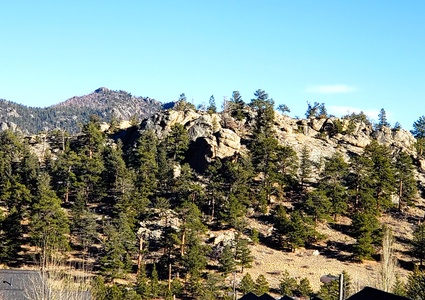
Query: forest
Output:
[[1, 89, 425, 300]]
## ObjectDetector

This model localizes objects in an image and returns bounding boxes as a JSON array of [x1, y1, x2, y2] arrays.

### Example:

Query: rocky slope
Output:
[[0, 87, 162, 134], [134, 108, 425, 294]]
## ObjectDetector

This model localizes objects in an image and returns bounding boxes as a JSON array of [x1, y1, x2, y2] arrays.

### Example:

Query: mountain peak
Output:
[[94, 87, 110, 94]]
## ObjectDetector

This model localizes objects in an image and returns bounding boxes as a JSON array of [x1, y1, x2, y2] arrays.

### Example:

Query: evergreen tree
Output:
[[100, 213, 136, 279], [279, 270, 297, 297], [235, 236, 253, 272], [303, 189, 332, 224], [80, 114, 106, 159], [205, 159, 224, 220], [412, 223, 425, 267], [249, 89, 275, 138], [365, 141, 396, 211], [91, 276, 108, 300], [135, 264, 151, 299], [255, 274, 269, 295], [299, 145, 314, 190], [318, 279, 339, 300], [318, 271, 351, 300], [207, 95, 217, 114], [50, 149, 81, 203], [151, 263, 160, 298], [296, 277, 313, 298], [277, 104, 291, 115], [201, 273, 225, 300], [406, 267, 425, 300], [134, 130, 158, 216], [239, 273, 255, 295], [320, 152, 348, 220], [30, 173, 69, 255], [178, 202, 209, 279], [412, 116, 425, 138], [0, 206, 23, 262], [352, 211, 381, 260], [165, 123, 189, 162], [392, 274, 407, 297], [275, 145, 299, 192], [318, 103, 328, 118], [394, 151, 417, 211], [305, 101, 320, 118], [229, 90, 245, 120], [218, 244, 236, 275], [285, 211, 313, 251], [174, 93, 196, 111], [377, 108, 390, 129], [71, 207, 98, 259]]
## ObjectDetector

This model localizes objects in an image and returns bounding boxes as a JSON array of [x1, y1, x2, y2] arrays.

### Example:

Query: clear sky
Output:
[[1, 1, 424, 129]]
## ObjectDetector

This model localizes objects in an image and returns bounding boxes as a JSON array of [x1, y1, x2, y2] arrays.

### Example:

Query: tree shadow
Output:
[[309, 241, 354, 262], [328, 222, 356, 238]]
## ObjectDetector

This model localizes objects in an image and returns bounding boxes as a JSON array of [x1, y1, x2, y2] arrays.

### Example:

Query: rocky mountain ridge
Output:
[[0, 87, 162, 134], [139, 108, 421, 173]]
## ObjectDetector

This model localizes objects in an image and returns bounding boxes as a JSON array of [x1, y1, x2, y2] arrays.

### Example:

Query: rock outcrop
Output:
[[139, 109, 419, 174], [141, 110, 242, 165]]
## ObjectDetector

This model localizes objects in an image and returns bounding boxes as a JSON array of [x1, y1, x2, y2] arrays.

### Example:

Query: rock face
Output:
[[140, 109, 419, 173], [0, 121, 19, 133], [141, 110, 241, 169]]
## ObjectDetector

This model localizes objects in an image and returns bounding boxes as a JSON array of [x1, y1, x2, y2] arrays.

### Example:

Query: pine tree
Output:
[[235, 236, 253, 272], [151, 263, 160, 298], [134, 130, 158, 216], [412, 116, 425, 138], [394, 151, 417, 211], [239, 273, 255, 295], [178, 202, 209, 279], [279, 270, 297, 297], [320, 152, 348, 220], [30, 173, 69, 256], [303, 189, 332, 224], [71, 207, 98, 259], [201, 273, 225, 300], [207, 95, 217, 114], [412, 223, 425, 267], [277, 104, 290, 115], [286, 211, 312, 251], [50, 149, 81, 203], [406, 267, 425, 300], [100, 213, 136, 279], [135, 264, 151, 299], [299, 145, 313, 190], [365, 141, 396, 212], [218, 244, 236, 275], [296, 277, 313, 298], [305, 101, 320, 118], [377, 108, 390, 129], [255, 274, 269, 295], [392, 274, 407, 297], [0, 206, 23, 262], [318, 271, 351, 300], [352, 211, 381, 260], [229, 90, 245, 120], [165, 123, 189, 162]]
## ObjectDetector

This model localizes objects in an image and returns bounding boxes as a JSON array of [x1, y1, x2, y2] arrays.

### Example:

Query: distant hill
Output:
[[0, 87, 162, 134]]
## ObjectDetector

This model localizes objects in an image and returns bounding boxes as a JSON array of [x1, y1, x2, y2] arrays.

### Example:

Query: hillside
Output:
[[1, 97, 425, 299], [0, 87, 162, 134]]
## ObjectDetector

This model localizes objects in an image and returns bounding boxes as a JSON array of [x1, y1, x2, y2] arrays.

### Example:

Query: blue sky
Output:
[[1, 1, 424, 129]]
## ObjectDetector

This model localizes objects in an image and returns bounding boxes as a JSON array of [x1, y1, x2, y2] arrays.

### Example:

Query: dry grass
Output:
[[236, 212, 417, 298]]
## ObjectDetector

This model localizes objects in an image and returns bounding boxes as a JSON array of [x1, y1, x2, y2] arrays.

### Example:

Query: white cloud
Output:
[[305, 84, 357, 94]]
